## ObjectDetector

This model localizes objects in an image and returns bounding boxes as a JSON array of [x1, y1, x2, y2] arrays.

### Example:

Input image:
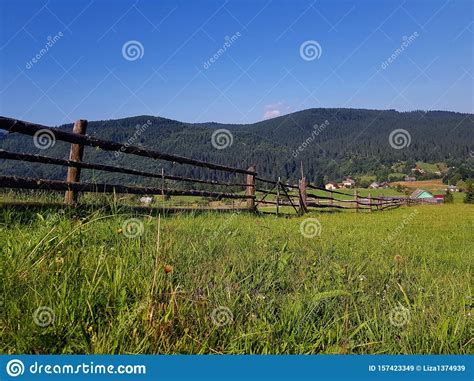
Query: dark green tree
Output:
[[315, 174, 325, 187], [464, 182, 474, 204], [444, 189, 454, 203]]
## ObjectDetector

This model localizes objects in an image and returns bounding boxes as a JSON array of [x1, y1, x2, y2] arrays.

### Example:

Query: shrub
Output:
[[444, 190, 454, 203], [463, 182, 474, 204]]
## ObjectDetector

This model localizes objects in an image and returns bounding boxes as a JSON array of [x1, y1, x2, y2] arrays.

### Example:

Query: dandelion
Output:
[[87, 325, 93, 333], [117, 228, 123, 234], [164, 265, 173, 274]]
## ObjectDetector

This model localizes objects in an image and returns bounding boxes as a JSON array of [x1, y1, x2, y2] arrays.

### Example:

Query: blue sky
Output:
[[0, 0, 472, 126]]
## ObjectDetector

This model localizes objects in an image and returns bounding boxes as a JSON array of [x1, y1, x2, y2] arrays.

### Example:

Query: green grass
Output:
[[1, 202, 472, 354], [415, 162, 436, 172], [0, 190, 246, 209]]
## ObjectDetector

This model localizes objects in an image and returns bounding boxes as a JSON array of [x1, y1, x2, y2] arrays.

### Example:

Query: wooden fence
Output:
[[253, 176, 417, 215], [0, 116, 419, 214]]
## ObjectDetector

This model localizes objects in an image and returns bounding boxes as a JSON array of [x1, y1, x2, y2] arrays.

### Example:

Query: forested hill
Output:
[[0, 108, 472, 186]]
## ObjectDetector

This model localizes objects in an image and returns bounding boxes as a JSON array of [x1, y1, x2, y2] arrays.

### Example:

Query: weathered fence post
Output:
[[298, 163, 308, 215], [368, 192, 372, 212], [64, 119, 87, 204], [298, 177, 308, 215], [161, 168, 165, 201], [246, 165, 256, 211], [276, 176, 280, 216], [354, 189, 359, 213]]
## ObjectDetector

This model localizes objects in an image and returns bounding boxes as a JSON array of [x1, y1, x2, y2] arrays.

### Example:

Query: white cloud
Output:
[[263, 101, 290, 120], [263, 109, 281, 119]]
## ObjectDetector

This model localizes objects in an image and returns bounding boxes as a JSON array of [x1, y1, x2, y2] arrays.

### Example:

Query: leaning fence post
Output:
[[246, 165, 256, 211], [64, 119, 87, 205]]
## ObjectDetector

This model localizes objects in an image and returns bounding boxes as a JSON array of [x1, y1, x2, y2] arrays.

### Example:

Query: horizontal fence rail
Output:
[[0, 117, 256, 175], [0, 176, 252, 199], [0, 150, 251, 188]]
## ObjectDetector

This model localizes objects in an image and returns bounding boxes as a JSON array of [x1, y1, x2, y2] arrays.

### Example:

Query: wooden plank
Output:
[[256, 199, 295, 206], [255, 176, 299, 189], [0, 175, 253, 199], [0, 116, 256, 175], [0, 150, 250, 187]]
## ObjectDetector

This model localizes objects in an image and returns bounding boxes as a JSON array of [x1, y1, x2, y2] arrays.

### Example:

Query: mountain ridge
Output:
[[51, 107, 472, 129], [1, 108, 472, 187]]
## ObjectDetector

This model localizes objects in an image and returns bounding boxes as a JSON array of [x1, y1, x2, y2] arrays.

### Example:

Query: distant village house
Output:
[[369, 182, 379, 189], [370, 181, 389, 189], [342, 177, 355, 188], [410, 189, 434, 199], [410, 189, 440, 203], [325, 182, 339, 191]]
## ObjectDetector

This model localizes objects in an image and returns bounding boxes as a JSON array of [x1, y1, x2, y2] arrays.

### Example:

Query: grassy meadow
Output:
[[1, 199, 473, 354]]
